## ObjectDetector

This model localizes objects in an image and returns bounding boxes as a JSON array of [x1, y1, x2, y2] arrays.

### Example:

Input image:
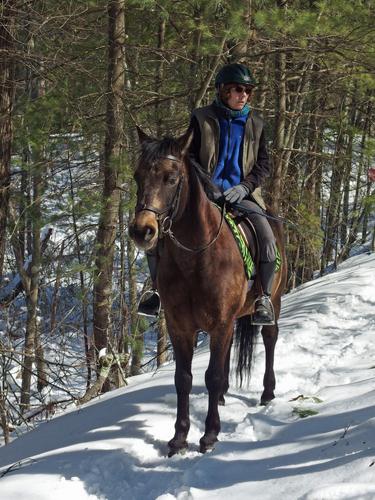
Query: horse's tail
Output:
[[234, 315, 259, 387]]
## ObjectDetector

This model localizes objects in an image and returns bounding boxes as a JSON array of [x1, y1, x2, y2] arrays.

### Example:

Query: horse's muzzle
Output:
[[129, 211, 159, 250]]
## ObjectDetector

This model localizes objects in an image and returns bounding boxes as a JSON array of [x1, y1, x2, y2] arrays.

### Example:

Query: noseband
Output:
[[135, 154, 225, 253]]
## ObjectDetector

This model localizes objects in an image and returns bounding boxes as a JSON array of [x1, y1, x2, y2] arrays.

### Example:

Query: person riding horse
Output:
[[138, 63, 276, 325]]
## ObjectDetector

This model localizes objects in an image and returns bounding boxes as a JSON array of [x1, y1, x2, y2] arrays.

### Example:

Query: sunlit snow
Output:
[[0, 253, 374, 500]]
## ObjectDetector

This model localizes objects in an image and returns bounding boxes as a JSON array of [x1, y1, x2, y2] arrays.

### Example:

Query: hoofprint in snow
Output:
[[0, 253, 374, 500]]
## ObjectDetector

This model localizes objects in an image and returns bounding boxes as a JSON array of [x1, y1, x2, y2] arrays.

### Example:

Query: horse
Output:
[[129, 128, 287, 456]]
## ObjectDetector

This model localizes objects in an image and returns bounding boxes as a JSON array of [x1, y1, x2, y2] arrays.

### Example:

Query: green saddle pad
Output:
[[224, 212, 282, 280]]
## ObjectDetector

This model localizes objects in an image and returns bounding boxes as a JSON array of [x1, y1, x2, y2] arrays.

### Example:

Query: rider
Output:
[[138, 62, 277, 325]]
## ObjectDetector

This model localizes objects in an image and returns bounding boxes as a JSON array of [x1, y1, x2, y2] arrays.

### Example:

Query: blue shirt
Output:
[[211, 113, 249, 192]]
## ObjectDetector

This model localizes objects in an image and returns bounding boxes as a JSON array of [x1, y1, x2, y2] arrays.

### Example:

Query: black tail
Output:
[[235, 315, 260, 387]]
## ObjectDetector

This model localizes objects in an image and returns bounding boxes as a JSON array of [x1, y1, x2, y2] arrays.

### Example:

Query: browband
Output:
[[159, 154, 182, 163]]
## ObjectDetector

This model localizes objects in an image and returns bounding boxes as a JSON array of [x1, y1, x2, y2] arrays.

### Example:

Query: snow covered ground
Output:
[[0, 252, 374, 500]]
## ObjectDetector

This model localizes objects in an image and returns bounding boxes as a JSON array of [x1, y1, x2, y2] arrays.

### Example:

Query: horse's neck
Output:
[[173, 163, 216, 242]]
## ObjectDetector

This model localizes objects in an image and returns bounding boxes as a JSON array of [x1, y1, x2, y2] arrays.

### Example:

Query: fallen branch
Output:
[[77, 350, 129, 405], [0, 458, 36, 478]]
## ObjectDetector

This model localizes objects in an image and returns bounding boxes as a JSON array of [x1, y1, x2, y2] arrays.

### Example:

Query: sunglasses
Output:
[[231, 85, 253, 95]]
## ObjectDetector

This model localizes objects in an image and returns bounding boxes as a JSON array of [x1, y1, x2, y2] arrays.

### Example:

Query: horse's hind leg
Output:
[[168, 335, 194, 457], [200, 331, 232, 453], [260, 322, 278, 405]]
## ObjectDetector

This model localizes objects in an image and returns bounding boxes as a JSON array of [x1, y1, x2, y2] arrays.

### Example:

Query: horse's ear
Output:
[[177, 128, 194, 157], [136, 126, 153, 144]]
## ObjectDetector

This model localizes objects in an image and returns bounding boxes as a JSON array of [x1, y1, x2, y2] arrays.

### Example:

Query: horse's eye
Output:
[[164, 173, 178, 185]]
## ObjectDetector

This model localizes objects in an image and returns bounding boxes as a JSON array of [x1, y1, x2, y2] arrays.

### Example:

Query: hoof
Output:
[[199, 435, 218, 454], [168, 438, 188, 457], [260, 394, 275, 406]]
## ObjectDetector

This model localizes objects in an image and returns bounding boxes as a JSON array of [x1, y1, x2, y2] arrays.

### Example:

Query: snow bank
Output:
[[0, 253, 374, 500]]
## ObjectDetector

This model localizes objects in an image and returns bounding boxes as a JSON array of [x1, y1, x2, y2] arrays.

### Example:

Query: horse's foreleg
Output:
[[219, 337, 233, 406], [168, 338, 194, 457], [260, 322, 278, 405], [200, 332, 232, 453]]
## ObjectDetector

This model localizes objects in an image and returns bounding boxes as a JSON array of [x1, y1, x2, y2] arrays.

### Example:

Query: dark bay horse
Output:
[[129, 128, 287, 456]]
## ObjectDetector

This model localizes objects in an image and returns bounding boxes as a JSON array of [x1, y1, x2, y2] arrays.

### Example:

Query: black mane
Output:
[[139, 136, 182, 165], [189, 157, 221, 201]]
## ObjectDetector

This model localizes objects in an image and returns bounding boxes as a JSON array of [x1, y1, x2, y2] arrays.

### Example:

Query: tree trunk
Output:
[[20, 159, 43, 412], [128, 231, 142, 376], [155, 15, 166, 136], [321, 99, 348, 271], [188, 6, 203, 111], [19, 146, 32, 261], [0, 388, 9, 445], [349, 100, 371, 249], [20, 59, 49, 410], [340, 93, 357, 253], [68, 163, 91, 389], [0, 0, 16, 277], [269, 49, 286, 212], [282, 60, 312, 172], [117, 194, 128, 359], [361, 165, 372, 246], [302, 79, 325, 280], [18, 22, 34, 262], [50, 241, 64, 334], [93, 0, 125, 386]]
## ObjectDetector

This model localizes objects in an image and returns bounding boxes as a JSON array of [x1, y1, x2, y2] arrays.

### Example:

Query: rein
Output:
[[161, 202, 226, 253], [136, 154, 226, 254]]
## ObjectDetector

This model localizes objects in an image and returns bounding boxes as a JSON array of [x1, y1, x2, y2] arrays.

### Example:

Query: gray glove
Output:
[[223, 184, 249, 204]]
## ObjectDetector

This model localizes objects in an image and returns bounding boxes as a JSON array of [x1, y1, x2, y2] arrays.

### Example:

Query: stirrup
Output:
[[137, 289, 161, 318], [251, 295, 275, 326]]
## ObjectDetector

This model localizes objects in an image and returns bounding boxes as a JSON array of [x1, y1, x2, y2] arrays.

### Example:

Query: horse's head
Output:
[[129, 127, 193, 251]]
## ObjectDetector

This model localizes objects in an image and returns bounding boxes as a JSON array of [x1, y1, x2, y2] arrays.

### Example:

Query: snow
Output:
[[0, 252, 374, 500]]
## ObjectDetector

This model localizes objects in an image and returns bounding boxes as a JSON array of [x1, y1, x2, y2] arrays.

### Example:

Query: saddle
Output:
[[225, 208, 281, 281]]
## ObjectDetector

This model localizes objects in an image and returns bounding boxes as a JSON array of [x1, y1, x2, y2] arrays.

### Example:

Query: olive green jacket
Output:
[[190, 104, 269, 210]]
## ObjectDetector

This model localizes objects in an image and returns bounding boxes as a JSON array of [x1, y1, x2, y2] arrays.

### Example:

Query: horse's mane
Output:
[[139, 135, 220, 201], [139, 136, 181, 165], [188, 157, 221, 201]]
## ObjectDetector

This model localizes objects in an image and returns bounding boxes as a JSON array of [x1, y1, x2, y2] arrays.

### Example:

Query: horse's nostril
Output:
[[129, 213, 158, 249], [129, 222, 157, 246], [144, 226, 155, 242]]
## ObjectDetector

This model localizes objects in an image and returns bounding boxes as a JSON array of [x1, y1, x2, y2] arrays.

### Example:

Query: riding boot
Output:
[[252, 260, 276, 326], [137, 251, 161, 317]]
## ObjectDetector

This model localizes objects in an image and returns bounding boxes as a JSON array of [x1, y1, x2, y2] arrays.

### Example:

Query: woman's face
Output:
[[220, 84, 253, 110]]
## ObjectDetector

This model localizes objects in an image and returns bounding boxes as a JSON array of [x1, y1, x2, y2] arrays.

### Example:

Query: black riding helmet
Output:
[[215, 63, 257, 87]]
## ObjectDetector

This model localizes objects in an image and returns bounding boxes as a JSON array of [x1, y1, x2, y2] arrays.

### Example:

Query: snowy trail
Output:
[[0, 253, 374, 500]]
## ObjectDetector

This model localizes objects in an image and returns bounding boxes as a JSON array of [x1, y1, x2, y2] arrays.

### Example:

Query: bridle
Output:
[[135, 154, 184, 231], [135, 154, 225, 253]]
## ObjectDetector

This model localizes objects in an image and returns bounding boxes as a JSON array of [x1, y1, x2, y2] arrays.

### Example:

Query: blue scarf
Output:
[[214, 96, 250, 118]]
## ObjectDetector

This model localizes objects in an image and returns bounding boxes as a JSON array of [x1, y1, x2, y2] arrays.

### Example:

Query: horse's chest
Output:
[[159, 254, 212, 299], [160, 262, 209, 295]]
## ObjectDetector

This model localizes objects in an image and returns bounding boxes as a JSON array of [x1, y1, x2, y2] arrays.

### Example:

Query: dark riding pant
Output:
[[240, 200, 276, 262]]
